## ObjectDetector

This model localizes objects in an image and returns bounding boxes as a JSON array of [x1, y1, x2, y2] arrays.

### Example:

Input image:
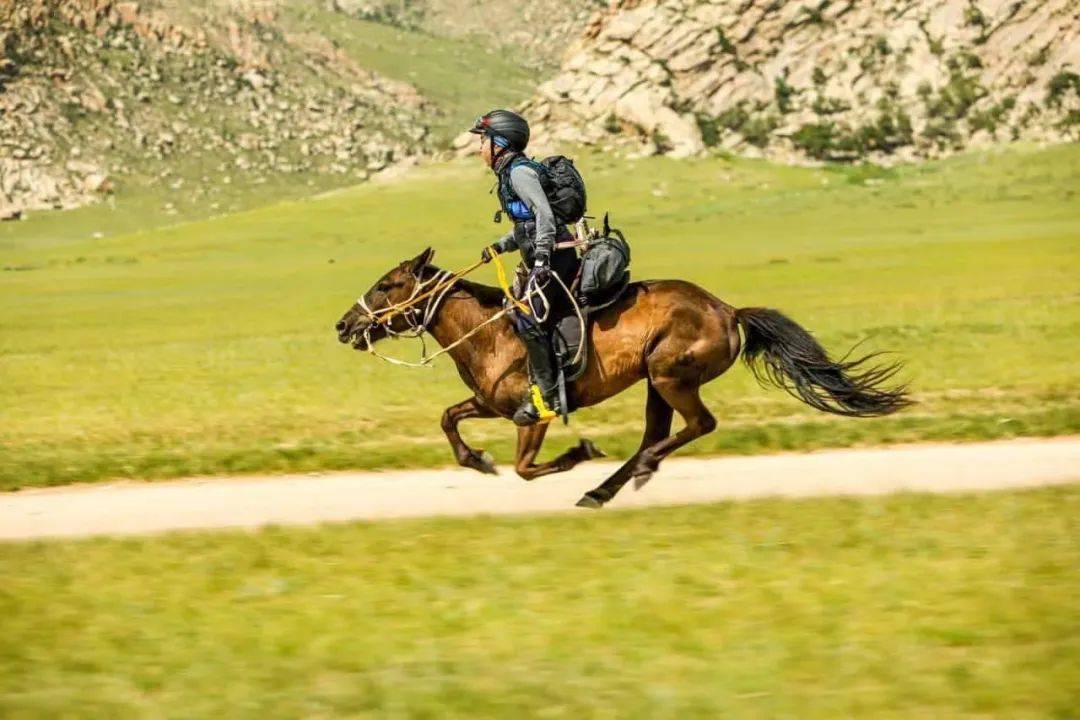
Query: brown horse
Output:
[[335, 247, 910, 508]]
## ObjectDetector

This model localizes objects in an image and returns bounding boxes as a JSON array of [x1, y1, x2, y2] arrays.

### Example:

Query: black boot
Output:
[[513, 323, 559, 426]]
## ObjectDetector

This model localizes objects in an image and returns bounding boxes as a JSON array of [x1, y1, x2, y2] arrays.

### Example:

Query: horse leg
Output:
[[514, 424, 607, 481], [441, 397, 498, 475], [631, 379, 717, 490], [576, 383, 674, 509]]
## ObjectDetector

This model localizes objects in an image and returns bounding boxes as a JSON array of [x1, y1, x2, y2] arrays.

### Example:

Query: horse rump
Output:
[[735, 307, 912, 417]]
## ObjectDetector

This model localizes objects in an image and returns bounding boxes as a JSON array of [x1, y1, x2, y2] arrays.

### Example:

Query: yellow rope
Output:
[[490, 245, 531, 315]]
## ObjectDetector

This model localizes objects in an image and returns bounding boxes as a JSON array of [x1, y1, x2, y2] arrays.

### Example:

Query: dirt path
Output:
[[2, 437, 1077, 541]]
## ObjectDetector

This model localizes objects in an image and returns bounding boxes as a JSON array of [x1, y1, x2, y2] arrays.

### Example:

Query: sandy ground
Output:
[[1, 437, 1077, 541]]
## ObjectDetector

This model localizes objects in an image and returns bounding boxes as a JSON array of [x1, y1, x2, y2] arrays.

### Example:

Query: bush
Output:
[[742, 113, 779, 147], [792, 122, 836, 159], [774, 74, 796, 113], [695, 114, 720, 147], [1046, 71, 1079, 108]]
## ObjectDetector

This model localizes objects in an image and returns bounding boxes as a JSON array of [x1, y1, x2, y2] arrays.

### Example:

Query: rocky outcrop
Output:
[[0, 0, 431, 218], [521, 0, 1079, 162]]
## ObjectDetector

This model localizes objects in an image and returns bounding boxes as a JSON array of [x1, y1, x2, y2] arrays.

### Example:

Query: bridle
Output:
[[354, 267, 460, 367]]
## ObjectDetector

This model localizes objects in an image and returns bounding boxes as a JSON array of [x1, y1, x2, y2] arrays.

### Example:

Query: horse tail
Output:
[[735, 307, 912, 417]]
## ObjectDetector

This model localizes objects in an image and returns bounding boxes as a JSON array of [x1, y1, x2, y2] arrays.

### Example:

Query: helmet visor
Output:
[[468, 116, 489, 134]]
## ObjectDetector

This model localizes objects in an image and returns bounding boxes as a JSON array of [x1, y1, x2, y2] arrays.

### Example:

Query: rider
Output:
[[470, 109, 580, 426]]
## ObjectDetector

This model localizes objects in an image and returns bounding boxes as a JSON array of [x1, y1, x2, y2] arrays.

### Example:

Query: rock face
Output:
[[522, 0, 1079, 162], [0, 0, 431, 217]]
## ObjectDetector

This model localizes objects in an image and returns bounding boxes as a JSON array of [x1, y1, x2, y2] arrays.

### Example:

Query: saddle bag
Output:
[[578, 228, 631, 304]]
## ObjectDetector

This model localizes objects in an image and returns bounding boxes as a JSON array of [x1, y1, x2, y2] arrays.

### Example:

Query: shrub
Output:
[[812, 94, 849, 115], [774, 74, 795, 113], [716, 28, 736, 55], [792, 122, 836, 159], [741, 113, 779, 147], [1046, 71, 1079, 108], [695, 114, 720, 147], [717, 105, 750, 133]]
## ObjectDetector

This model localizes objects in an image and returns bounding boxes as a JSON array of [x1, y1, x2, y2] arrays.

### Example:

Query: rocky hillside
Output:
[[521, 0, 1079, 162], [328, 0, 605, 72], [0, 0, 431, 219]]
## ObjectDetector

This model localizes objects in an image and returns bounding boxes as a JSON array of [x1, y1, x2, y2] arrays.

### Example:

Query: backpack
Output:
[[537, 155, 587, 225], [497, 155, 587, 226]]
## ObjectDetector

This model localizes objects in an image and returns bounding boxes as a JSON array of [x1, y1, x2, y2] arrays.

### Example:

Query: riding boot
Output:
[[512, 323, 560, 426]]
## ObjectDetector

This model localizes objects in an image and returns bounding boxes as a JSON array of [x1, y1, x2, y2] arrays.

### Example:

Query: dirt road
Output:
[[1, 437, 1077, 541]]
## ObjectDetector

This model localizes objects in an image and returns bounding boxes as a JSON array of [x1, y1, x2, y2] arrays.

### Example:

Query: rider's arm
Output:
[[509, 164, 556, 265], [493, 229, 518, 254]]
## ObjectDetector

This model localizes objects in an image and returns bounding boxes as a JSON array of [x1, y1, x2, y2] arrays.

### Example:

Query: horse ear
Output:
[[409, 247, 434, 274]]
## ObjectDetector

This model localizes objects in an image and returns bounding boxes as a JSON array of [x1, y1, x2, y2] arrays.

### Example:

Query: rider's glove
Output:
[[480, 246, 499, 264], [530, 258, 551, 286]]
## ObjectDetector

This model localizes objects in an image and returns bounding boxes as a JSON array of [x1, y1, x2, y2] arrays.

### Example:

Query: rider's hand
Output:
[[530, 260, 551, 286], [480, 246, 498, 263]]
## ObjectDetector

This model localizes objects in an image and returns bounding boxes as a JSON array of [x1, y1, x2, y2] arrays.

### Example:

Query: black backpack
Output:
[[499, 155, 587, 226], [537, 155, 587, 225]]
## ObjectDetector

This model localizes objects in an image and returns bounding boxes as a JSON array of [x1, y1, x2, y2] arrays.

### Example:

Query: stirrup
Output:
[[530, 384, 558, 422], [512, 384, 557, 425]]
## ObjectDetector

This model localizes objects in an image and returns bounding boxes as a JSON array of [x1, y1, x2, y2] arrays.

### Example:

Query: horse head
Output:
[[335, 247, 435, 350]]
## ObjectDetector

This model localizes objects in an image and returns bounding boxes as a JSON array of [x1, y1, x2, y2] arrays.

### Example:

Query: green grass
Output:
[[284, 7, 536, 145], [1, 486, 1077, 718], [1, 144, 1079, 489]]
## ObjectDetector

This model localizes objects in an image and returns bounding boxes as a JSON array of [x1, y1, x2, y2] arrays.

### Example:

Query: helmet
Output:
[[468, 109, 530, 151]]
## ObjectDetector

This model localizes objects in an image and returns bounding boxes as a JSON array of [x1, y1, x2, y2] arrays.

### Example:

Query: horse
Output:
[[335, 247, 911, 508]]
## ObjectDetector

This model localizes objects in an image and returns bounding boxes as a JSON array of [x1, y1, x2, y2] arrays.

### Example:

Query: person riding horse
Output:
[[470, 109, 580, 426]]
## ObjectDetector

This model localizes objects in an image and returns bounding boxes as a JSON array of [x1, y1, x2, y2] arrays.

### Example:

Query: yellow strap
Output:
[[491, 246, 531, 315]]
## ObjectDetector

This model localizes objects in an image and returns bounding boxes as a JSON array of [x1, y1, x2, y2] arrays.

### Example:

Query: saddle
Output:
[[552, 273, 632, 383]]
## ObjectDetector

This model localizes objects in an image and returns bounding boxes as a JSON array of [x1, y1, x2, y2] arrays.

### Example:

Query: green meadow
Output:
[[1, 487, 1076, 718], [1, 144, 1078, 489]]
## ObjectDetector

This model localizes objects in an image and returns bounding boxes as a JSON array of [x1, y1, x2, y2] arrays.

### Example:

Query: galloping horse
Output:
[[335, 247, 910, 508]]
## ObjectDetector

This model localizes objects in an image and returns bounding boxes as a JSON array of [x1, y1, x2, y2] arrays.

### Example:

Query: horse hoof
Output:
[[462, 450, 498, 475], [632, 470, 654, 491], [575, 494, 604, 510], [579, 439, 607, 460], [477, 451, 498, 475]]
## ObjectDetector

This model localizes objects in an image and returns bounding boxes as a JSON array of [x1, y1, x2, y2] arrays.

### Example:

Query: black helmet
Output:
[[468, 109, 530, 151]]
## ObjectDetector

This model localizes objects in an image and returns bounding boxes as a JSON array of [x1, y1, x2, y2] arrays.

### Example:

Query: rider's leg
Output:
[[511, 313, 559, 426]]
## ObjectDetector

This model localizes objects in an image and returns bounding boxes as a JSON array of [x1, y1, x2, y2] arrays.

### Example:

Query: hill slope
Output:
[[0, 0, 439, 219], [523, 0, 1079, 161]]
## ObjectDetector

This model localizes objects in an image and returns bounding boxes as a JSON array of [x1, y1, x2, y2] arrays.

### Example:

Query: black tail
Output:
[[736, 307, 912, 418]]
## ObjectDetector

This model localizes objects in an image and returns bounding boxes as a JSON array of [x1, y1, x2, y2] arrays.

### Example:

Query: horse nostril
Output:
[[335, 320, 346, 333]]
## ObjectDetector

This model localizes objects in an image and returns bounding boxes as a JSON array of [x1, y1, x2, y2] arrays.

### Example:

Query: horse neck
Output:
[[425, 281, 509, 362]]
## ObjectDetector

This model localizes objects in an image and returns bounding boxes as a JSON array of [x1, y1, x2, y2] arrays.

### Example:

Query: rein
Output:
[[357, 248, 586, 368]]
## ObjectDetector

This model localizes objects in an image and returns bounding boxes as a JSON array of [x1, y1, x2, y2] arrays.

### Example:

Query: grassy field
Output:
[[284, 7, 536, 145], [1, 144, 1078, 489], [0, 486, 1076, 718]]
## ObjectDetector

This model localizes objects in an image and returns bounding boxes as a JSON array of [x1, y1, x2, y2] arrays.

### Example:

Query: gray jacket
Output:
[[493, 163, 562, 266]]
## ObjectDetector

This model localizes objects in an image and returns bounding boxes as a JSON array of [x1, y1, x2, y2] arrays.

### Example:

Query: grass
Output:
[[0, 486, 1077, 718], [284, 7, 536, 145], [1, 144, 1079, 489]]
